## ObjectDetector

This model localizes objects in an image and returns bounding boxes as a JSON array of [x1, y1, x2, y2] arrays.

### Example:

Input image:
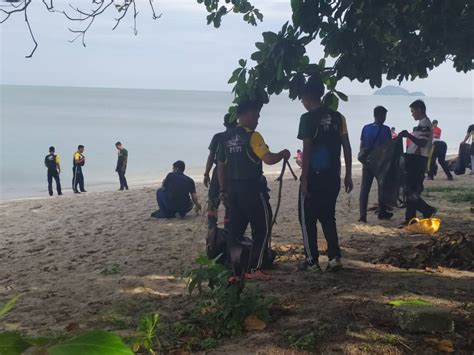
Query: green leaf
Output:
[[323, 92, 339, 111], [49, 330, 133, 355], [388, 299, 431, 307], [0, 295, 20, 318], [335, 90, 348, 101], [238, 59, 247, 67], [0, 332, 31, 355]]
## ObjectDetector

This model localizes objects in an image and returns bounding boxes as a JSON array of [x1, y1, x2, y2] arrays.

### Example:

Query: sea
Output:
[[1, 85, 472, 200]]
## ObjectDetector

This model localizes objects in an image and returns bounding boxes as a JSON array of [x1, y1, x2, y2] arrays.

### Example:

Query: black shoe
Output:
[[81, 190, 87, 193], [125, 187, 129, 190], [297, 260, 322, 272], [423, 207, 437, 219], [49, 193, 53, 196], [119, 188, 124, 191], [398, 220, 410, 228], [426, 175, 434, 181], [378, 211, 394, 220], [74, 190, 80, 194], [58, 192, 63, 196], [358, 216, 367, 223]]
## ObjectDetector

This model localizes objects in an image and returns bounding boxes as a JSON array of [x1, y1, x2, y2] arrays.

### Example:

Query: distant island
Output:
[[374, 85, 425, 96]]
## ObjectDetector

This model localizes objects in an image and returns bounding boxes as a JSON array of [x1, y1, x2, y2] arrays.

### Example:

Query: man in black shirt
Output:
[[152, 161, 202, 219], [203, 113, 236, 229], [115, 141, 129, 190], [44, 146, 62, 196]]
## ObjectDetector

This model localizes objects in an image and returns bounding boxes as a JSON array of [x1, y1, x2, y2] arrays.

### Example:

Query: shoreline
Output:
[[0, 163, 364, 203]]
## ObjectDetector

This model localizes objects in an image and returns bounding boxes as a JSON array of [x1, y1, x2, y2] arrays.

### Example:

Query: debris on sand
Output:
[[376, 232, 473, 271]]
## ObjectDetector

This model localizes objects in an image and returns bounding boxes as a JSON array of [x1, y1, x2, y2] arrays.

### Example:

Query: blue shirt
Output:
[[360, 123, 391, 150]]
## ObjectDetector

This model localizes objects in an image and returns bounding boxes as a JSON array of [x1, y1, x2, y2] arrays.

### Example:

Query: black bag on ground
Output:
[[206, 227, 275, 275], [454, 143, 471, 175], [366, 138, 404, 209]]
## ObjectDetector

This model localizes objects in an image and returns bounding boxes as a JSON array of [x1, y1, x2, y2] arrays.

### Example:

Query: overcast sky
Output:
[[1, 0, 473, 98]]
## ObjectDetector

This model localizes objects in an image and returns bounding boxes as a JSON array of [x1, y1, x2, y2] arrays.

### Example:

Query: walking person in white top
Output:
[[399, 100, 436, 226]]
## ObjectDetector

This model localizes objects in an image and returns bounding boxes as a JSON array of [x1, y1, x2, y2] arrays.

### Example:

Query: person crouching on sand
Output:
[[152, 160, 201, 219]]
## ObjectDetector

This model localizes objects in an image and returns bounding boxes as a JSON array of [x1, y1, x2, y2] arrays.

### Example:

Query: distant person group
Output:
[[45, 75, 473, 280], [44, 142, 129, 196]]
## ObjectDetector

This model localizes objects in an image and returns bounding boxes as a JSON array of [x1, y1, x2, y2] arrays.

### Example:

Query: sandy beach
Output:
[[1, 168, 473, 353]]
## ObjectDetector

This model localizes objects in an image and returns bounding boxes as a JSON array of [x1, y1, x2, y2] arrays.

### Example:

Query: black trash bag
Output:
[[365, 137, 404, 209], [454, 143, 472, 175], [206, 227, 275, 275]]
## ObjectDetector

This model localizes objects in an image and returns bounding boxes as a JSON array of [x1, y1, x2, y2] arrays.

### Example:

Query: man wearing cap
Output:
[[152, 160, 202, 219]]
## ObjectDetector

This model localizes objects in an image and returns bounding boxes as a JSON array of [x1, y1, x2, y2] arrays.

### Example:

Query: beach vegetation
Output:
[[425, 186, 474, 203]]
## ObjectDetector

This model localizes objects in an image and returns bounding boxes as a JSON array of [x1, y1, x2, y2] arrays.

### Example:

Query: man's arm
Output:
[[191, 192, 201, 212], [261, 150, 290, 165], [251, 132, 290, 165], [401, 131, 428, 147], [341, 134, 353, 193], [203, 153, 214, 187], [300, 138, 312, 195]]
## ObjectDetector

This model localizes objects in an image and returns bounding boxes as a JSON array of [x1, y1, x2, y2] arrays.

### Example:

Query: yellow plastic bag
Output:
[[405, 217, 441, 235]]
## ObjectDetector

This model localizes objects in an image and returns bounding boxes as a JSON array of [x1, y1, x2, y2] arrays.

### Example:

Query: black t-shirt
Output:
[[208, 132, 225, 163], [297, 107, 348, 190], [163, 172, 196, 210]]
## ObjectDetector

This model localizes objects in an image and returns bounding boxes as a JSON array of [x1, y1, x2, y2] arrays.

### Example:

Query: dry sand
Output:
[[1, 168, 473, 353]]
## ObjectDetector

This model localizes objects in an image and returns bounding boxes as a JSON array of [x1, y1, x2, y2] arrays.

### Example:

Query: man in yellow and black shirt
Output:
[[44, 146, 62, 196], [217, 100, 290, 276], [72, 145, 86, 193]]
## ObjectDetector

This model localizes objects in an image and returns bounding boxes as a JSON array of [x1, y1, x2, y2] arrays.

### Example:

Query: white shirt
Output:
[[406, 117, 433, 157]]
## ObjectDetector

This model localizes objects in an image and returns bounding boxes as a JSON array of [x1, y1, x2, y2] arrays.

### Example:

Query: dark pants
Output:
[[299, 185, 341, 263], [72, 166, 85, 192], [207, 168, 229, 229], [428, 141, 452, 179], [359, 164, 387, 218], [405, 154, 435, 221], [156, 188, 192, 218], [117, 169, 128, 189], [47, 170, 61, 196], [227, 182, 272, 272]]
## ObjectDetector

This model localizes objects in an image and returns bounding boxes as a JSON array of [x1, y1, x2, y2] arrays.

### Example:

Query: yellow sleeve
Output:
[[55, 155, 60, 165], [74, 152, 81, 161], [250, 132, 270, 159], [340, 115, 348, 136]]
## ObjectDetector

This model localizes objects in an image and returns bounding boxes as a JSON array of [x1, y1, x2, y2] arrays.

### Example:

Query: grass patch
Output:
[[388, 299, 431, 307], [284, 331, 319, 352], [425, 186, 474, 203]]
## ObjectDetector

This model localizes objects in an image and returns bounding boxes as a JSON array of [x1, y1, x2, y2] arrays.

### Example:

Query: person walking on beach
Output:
[[72, 145, 86, 193], [461, 124, 474, 175], [152, 160, 202, 219], [427, 120, 453, 181], [44, 146, 62, 196], [358, 106, 393, 223], [115, 142, 129, 190], [399, 100, 436, 225], [295, 149, 303, 167], [203, 113, 236, 230], [217, 100, 290, 277], [297, 76, 353, 272]]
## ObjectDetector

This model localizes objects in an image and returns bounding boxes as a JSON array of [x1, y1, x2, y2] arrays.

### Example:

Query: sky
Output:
[[0, 0, 473, 98]]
